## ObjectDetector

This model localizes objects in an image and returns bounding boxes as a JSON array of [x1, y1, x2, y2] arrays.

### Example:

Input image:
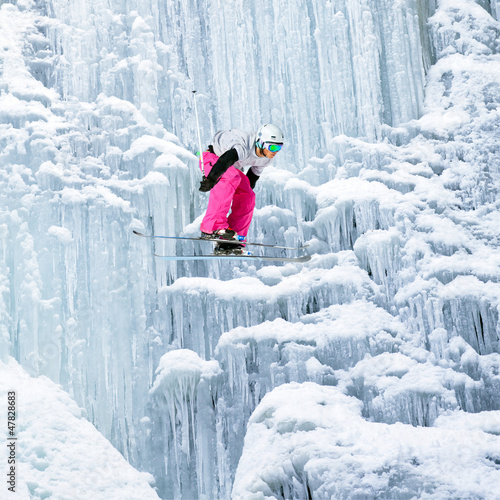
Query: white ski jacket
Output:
[[212, 129, 274, 176]]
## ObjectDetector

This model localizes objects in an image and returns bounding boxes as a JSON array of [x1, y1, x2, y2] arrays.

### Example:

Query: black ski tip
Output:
[[133, 230, 146, 237]]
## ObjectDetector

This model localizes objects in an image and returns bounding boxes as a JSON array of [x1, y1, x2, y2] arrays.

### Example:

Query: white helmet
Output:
[[256, 124, 284, 148]]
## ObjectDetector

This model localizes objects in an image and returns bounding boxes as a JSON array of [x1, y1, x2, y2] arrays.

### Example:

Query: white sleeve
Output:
[[213, 130, 250, 161], [250, 165, 265, 176]]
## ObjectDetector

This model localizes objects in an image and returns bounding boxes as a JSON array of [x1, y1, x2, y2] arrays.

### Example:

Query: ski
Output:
[[153, 253, 311, 263], [133, 230, 309, 250]]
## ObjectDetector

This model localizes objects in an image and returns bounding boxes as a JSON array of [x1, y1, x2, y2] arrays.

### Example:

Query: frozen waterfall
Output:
[[1, 0, 499, 498]]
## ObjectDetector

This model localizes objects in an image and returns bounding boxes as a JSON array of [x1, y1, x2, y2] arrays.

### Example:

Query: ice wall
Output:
[[36, 0, 431, 165], [1, 0, 499, 498]]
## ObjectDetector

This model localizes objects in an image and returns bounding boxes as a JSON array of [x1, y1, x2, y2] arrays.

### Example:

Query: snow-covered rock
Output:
[[0, 359, 159, 499]]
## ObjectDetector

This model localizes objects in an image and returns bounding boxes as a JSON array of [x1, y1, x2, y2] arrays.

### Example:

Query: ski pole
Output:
[[192, 90, 206, 178]]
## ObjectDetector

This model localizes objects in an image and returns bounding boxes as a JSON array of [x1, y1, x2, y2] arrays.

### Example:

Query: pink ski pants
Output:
[[199, 151, 255, 237]]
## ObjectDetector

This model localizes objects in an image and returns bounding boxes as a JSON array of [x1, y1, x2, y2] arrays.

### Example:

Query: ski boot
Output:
[[200, 228, 241, 241], [201, 229, 252, 255], [213, 242, 253, 256]]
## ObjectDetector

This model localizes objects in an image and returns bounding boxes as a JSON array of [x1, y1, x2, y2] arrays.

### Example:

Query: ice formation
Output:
[[233, 383, 500, 499], [1, 0, 499, 498]]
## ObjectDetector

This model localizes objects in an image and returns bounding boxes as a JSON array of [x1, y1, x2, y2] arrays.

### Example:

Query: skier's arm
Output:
[[246, 168, 259, 190], [199, 148, 239, 192]]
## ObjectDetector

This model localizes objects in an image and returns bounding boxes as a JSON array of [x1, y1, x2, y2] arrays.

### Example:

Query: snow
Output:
[[47, 225, 73, 244], [151, 349, 222, 395], [217, 300, 405, 354], [0, 359, 159, 499], [233, 382, 500, 500], [1, 0, 499, 498]]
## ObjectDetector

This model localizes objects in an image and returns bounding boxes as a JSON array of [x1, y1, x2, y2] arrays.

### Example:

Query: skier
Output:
[[198, 124, 284, 255]]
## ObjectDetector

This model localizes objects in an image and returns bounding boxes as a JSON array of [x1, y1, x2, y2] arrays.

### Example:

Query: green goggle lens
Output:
[[265, 143, 283, 152]]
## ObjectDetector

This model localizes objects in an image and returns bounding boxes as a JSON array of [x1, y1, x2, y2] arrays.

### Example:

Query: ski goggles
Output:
[[263, 142, 283, 153]]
